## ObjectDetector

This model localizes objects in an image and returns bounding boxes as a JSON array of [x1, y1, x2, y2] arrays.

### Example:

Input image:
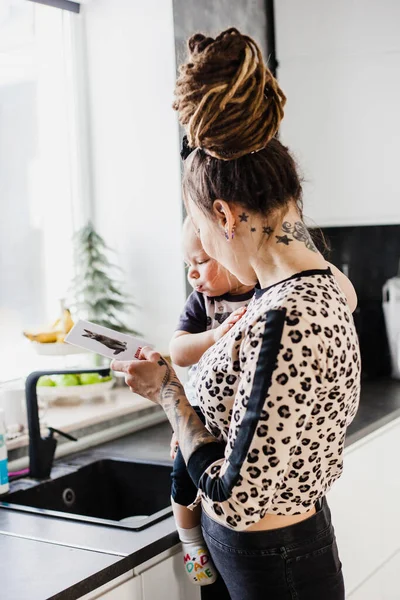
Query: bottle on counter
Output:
[[383, 267, 400, 380], [0, 408, 10, 494]]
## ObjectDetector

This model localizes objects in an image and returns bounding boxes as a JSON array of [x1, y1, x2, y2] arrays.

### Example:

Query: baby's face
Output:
[[183, 223, 239, 297]]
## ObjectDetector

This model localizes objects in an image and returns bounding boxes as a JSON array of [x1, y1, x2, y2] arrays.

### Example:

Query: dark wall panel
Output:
[[322, 225, 400, 379], [173, 0, 269, 64]]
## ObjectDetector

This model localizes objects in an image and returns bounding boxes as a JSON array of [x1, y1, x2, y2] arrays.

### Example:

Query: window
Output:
[[0, 0, 89, 381]]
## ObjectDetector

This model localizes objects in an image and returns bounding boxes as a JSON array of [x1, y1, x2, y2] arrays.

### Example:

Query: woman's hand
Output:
[[213, 306, 247, 342], [112, 347, 216, 463], [111, 346, 184, 406]]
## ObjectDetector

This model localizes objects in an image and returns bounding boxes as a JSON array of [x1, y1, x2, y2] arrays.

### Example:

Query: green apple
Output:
[[37, 376, 56, 387], [53, 374, 80, 387], [100, 375, 113, 382], [79, 372, 103, 385]]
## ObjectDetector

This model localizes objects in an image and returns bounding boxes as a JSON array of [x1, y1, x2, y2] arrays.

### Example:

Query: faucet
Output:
[[25, 368, 110, 479]]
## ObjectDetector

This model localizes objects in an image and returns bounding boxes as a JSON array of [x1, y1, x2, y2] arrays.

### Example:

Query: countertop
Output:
[[1, 378, 399, 599], [1, 424, 178, 600], [0, 534, 122, 600], [346, 377, 400, 444]]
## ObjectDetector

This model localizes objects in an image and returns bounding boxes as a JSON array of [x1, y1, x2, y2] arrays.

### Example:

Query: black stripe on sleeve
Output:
[[187, 309, 286, 501], [187, 442, 226, 488]]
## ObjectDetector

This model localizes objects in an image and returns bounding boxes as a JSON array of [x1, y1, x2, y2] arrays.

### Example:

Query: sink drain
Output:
[[62, 487, 76, 507]]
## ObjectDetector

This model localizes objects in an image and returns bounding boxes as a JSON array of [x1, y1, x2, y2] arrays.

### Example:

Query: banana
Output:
[[50, 317, 61, 330], [23, 331, 59, 343], [23, 307, 74, 344], [62, 309, 74, 334]]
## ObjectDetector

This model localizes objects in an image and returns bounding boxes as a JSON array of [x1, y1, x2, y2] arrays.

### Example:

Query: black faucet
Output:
[[25, 368, 111, 479]]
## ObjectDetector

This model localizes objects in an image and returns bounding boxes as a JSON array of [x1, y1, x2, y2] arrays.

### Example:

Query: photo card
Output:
[[65, 320, 153, 361]]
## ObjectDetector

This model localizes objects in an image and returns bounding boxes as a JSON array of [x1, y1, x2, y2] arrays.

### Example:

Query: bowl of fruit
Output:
[[37, 372, 115, 405], [23, 305, 87, 356]]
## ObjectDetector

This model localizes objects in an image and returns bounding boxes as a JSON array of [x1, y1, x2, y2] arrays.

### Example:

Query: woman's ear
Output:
[[212, 200, 235, 236]]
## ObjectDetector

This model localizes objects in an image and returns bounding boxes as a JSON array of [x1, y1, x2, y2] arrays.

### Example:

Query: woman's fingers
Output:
[[110, 359, 134, 373], [110, 346, 178, 405], [111, 347, 161, 372], [110, 359, 141, 391], [138, 345, 160, 361]]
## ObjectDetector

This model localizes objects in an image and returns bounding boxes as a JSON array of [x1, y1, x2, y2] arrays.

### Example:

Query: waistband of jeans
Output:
[[201, 497, 331, 551]]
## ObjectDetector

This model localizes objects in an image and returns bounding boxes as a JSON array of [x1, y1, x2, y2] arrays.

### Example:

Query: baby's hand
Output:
[[170, 432, 179, 460], [213, 306, 247, 342]]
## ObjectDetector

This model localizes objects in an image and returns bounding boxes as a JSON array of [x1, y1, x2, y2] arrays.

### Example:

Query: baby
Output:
[[169, 217, 255, 586]]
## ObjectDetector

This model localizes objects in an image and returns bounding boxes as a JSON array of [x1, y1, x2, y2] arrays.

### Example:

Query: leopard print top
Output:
[[186, 268, 361, 531]]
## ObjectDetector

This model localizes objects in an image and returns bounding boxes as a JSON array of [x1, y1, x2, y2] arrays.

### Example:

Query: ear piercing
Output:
[[225, 224, 236, 240]]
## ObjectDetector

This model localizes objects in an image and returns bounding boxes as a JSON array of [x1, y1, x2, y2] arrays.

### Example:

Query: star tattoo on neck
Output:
[[281, 221, 318, 253], [239, 212, 249, 222], [251, 227, 256, 232], [276, 234, 293, 246], [263, 226, 273, 236]]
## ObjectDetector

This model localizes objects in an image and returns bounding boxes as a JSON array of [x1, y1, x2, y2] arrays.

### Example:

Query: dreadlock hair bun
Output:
[[173, 28, 286, 161]]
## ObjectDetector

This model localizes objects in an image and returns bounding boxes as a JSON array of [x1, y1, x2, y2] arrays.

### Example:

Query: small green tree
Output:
[[70, 222, 139, 334]]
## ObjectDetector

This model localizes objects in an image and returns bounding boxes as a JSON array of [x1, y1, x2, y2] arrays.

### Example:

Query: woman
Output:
[[112, 28, 360, 600]]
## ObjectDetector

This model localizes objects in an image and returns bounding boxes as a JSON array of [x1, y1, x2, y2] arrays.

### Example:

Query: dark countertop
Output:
[[0, 533, 121, 600], [0, 427, 178, 600], [346, 377, 400, 445], [0, 510, 178, 600], [1, 378, 399, 599]]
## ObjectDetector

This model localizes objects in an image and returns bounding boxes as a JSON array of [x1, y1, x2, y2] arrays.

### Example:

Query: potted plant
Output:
[[70, 222, 139, 335]]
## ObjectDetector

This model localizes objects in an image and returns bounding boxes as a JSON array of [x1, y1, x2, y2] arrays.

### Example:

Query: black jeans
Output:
[[200, 497, 344, 600], [171, 406, 205, 506]]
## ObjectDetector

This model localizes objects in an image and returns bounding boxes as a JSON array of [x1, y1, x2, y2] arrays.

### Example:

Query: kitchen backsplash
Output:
[[321, 224, 400, 379]]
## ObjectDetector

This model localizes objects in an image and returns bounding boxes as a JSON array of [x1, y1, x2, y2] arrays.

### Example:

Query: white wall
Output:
[[275, 0, 400, 227], [82, 0, 186, 353]]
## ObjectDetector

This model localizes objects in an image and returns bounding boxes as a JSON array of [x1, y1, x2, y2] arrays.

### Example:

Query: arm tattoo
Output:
[[157, 359, 216, 463], [281, 221, 317, 252]]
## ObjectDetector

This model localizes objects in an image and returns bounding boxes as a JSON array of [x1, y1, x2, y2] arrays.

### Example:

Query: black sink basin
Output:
[[1, 459, 173, 530]]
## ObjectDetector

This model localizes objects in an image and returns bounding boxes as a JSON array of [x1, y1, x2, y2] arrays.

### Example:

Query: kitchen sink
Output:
[[0, 459, 173, 530]]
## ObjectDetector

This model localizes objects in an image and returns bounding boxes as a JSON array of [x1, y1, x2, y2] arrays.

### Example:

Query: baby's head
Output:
[[182, 217, 244, 297]]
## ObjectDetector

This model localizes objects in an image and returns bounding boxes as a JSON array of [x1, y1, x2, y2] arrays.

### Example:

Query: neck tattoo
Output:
[[237, 216, 316, 253], [277, 221, 317, 252]]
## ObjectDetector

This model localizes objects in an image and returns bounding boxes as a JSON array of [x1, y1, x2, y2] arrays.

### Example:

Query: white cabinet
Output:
[[136, 545, 200, 600], [79, 544, 200, 600], [80, 572, 142, 599], [141, 552, 200, 600], [328, 419, 400, 596], [275, 0, 400, 227]]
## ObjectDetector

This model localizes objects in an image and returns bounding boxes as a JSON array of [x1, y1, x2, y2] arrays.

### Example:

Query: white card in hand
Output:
[[64, 320, 153, 361]]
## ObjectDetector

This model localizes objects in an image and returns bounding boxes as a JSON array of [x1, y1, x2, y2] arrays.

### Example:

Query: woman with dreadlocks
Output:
[[112, 28, 360, 599]]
